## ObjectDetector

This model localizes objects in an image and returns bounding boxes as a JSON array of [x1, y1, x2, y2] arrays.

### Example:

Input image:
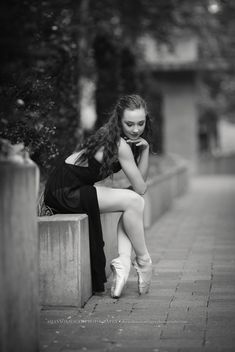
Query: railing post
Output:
[[0, 152, 40, 352]]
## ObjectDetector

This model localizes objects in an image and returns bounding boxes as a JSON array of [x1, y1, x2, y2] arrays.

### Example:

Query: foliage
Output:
[[0, 0, 80, 177], [0, 104, 58, 175]]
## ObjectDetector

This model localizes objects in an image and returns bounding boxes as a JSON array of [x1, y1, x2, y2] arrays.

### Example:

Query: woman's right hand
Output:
[[117, 138, 147, 195], [124, 137, 149, 150]]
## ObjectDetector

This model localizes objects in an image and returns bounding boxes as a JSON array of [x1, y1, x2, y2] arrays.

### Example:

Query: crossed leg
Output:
[[95, 186, 152, 297], [117, 213, 132, 259], [95, 186, 150, 258]]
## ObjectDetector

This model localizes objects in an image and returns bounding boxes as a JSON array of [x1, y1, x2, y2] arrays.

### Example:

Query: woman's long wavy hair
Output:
[[75, 94, 152, 177]]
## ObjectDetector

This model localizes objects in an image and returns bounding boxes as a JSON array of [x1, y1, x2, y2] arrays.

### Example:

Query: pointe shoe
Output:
[[132, 257, 152, 295], [110, 257, 130, 299]]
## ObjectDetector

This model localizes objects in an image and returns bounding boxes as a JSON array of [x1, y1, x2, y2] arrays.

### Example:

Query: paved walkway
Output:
[[40, 176, 235, 352]]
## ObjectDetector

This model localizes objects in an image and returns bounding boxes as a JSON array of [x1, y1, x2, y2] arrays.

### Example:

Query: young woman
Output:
[[44, 94, 152, 299]]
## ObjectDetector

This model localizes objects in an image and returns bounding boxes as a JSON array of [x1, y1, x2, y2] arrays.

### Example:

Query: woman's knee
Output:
[[127, 191, 145, 212]]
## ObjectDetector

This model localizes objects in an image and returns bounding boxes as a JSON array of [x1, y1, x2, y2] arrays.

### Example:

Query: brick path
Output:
[[40, 176, 235, 352]]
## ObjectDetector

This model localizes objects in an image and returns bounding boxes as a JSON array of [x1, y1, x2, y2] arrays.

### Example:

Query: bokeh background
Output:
[[1, 0, 235, 178]]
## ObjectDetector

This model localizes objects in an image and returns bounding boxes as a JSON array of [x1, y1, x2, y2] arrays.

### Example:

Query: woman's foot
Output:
[[132, 257, 152, 295], [110, 257, 131, 298]]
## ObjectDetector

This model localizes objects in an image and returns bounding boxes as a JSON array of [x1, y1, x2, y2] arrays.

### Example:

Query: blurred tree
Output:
[[0, 0, 80, 177]]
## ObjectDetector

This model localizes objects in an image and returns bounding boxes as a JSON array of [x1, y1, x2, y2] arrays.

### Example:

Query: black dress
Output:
[[44, 156, 121, 293]]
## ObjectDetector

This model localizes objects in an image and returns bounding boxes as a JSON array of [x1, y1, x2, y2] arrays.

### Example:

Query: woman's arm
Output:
[[127, 138, 149, 181], [118, 138, 147, 195]]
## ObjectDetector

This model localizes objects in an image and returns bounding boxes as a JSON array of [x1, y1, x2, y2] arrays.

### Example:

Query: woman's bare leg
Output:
[[95, 187, 149, 258], [95, 187, 152, 297], [117, 214, 132, 259]]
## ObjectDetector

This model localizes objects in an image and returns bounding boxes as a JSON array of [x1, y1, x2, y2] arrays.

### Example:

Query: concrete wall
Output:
[[0, 162, 39, 352], [144, 164, 189, 227]]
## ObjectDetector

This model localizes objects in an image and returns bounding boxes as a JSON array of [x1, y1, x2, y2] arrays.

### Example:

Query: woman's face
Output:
[[121, 108, 146, 140]]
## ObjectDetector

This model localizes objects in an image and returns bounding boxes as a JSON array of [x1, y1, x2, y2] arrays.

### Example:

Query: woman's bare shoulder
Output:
[[119, 137, 128, 148], [118, 137, 132, 158], [94, 146, 104, 163]]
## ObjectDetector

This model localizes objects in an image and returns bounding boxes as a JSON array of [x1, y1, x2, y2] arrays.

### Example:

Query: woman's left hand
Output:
[[125, 137, 149, 150]]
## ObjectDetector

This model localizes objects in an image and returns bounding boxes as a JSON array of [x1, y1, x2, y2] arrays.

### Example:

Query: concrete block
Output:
[[38, 212, 120, 308], [145, 171, 178, 227], [39, 214, 91, 307], [177, 166, 189, 196]]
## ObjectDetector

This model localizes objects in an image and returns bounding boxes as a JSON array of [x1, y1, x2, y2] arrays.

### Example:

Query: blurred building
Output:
[[139, 33, 199, 168]]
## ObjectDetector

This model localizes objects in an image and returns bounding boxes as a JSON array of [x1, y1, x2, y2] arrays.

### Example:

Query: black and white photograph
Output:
[[1, 1, 235, 351]]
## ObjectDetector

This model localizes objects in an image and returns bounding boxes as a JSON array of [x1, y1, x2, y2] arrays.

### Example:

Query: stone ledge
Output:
[[144, 163, 189, 227]]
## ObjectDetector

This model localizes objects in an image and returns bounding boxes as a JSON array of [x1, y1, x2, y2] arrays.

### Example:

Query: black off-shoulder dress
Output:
[[44, 156, 121, 293]]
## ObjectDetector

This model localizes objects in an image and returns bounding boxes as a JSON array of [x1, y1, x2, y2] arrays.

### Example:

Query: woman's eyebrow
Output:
[[125, 120, 145, 123]]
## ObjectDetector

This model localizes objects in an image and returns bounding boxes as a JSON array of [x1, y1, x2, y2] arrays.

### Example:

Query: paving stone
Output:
[[157, 338, 203, 348], [161, 328, 204, 341]]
